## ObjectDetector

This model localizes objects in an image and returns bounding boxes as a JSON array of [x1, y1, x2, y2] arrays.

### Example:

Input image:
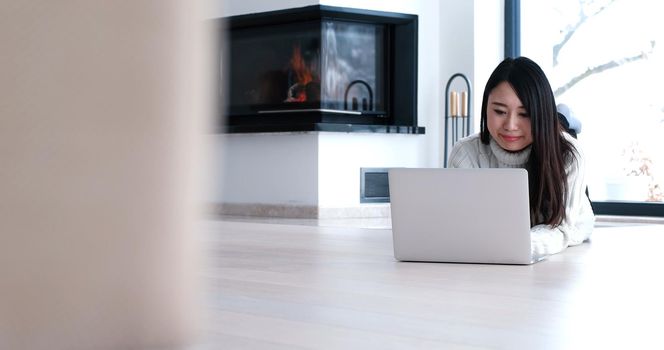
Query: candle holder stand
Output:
[[444, 73, 472, 167]]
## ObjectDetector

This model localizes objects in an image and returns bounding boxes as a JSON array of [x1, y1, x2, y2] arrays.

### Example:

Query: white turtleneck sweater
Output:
[[448, 133, 594, 260]]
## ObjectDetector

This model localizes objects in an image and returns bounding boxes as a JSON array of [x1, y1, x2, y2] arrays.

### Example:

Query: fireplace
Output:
[[220, 5, 424, 134]]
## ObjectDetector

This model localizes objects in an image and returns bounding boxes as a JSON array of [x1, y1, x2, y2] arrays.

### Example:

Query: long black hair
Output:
[[479, 57, 576, 227]]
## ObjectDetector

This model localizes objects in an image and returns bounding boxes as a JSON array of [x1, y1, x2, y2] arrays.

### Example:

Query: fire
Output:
[[286, 44, 314, 102]]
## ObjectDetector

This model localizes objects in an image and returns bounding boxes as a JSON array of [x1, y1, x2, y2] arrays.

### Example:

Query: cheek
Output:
[[486, 114, 500, 134]]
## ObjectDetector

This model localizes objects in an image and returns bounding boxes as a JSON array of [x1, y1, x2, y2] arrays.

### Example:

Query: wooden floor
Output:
[[198, 219, 664, 349]]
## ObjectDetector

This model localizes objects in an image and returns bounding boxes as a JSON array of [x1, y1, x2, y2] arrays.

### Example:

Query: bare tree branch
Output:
[[554, 41, 655, 97], [553, 0, 616, 66]]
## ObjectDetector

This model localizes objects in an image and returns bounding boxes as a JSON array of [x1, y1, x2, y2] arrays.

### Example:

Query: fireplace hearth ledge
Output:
[[224, 123, 425, 134]]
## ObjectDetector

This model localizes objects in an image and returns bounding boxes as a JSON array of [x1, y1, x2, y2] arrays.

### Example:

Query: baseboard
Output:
[[210, 202, 390, 219], [212, 203, 318, 218], [318, 204, 390, 219]]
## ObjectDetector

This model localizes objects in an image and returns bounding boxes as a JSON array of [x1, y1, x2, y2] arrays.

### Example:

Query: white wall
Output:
[[438, 0, 475, 166], [318, 133, 426, 208], [220, 133, 319, 205], [221, 0, 317, 17], [473, 0, 504, 131]]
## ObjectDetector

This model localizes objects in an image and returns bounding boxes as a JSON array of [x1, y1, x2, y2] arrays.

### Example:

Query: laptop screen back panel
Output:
[[389, 168, 533, 264]]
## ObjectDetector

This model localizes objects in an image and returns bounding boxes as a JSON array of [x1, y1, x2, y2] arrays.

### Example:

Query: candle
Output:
[[450, 91, 458, 117], [461, 91, 468, 117]]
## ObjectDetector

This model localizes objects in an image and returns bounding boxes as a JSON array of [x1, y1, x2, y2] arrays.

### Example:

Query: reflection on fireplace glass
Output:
[[228, 19, 386, 116], [321, 20, 384, 113]]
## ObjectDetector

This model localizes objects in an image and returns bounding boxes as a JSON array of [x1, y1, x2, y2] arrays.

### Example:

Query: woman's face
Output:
[[487, 81, 533, 152]]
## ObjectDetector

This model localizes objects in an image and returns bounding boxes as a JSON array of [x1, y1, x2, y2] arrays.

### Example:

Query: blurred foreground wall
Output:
[[0, 1, 213, 349]]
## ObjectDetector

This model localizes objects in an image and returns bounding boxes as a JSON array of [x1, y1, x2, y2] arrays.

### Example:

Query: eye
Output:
[[493, 109, 507, 115], [519, 112, 530, 118]]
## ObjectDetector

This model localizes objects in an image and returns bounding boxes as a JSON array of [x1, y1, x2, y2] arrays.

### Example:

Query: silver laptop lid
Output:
[[389, 168, 533, 264]]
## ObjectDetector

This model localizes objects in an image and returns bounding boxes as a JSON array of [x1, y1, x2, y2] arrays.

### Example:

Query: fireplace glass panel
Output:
[[228, 19, 386, 116], [229, 20, 322, 113], [321, 20, 385, 114]]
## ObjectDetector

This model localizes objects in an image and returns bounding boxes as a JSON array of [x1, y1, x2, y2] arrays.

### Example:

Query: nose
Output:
[[503, 113, 519, 131]]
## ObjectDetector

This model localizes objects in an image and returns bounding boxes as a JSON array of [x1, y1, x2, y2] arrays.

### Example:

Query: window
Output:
[[511, 0, 664, 216]]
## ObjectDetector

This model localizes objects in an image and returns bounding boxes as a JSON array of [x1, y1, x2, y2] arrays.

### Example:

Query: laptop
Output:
[[388, 168, 542, 265]]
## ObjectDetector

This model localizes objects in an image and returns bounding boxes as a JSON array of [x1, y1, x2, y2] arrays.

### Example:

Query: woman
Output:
[[448, 56, 594, 259]]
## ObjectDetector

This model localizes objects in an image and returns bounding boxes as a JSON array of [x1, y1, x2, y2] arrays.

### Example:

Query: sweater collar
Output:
[[489, 137, 531, 167]]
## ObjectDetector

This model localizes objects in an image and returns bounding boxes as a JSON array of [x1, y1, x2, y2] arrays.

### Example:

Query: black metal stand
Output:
[[444, 73, 472, 167]]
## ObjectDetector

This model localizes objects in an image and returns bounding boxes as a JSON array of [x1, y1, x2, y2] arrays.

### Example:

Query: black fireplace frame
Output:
[[219, 5, 424, 134]]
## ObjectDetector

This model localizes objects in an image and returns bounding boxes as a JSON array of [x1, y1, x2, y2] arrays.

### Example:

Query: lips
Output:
[[500, 134, 522, 142]]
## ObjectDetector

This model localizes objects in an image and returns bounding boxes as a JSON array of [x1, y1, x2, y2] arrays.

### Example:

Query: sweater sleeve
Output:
[[530, 135, 595, 260]]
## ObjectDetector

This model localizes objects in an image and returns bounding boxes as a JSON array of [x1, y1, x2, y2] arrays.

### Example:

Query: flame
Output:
[[288, 44, 313, 102], [290, 45, 313, 86]]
